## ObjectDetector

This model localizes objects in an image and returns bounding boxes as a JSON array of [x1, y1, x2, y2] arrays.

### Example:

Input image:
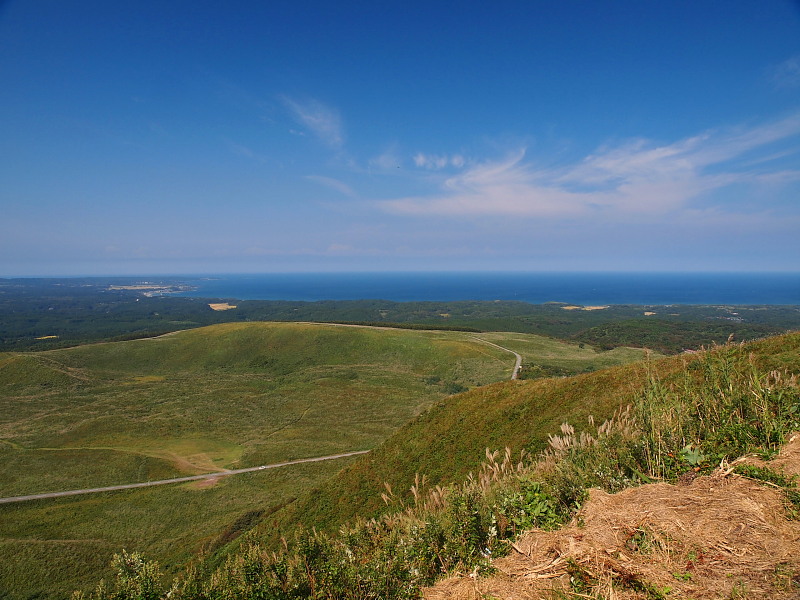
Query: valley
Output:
[[0, 321, 655, 598]]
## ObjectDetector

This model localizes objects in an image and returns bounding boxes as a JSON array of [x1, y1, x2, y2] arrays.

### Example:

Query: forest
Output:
[[2, 277, 799, 354]]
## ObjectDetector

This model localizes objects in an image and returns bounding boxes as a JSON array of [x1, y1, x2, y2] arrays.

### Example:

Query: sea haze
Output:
[[174, 272, 800, 305]]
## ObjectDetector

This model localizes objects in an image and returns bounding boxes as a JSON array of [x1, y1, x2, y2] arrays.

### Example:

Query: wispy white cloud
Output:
[[224, 139, 269, 163], [306, 175, 358, 198], [369, 147, 402, 170], [769, 55, 800, 89], [387, 150, 584, 217], [381, 114, 800, 220], [282, 96, 344, 148]]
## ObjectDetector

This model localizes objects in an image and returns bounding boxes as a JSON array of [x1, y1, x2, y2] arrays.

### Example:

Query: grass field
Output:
[[249, 332, 800, 556], [0, 458, 362, 598], [474, 331, 650, 377], [0, 322, 654, 598]]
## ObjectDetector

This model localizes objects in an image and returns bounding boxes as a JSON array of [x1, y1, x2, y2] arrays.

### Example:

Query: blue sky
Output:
[[1, 1, 799, 276]]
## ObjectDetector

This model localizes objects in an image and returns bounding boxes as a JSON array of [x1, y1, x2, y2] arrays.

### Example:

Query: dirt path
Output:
[[0, 450, 369, 505], [470, 337, 523, 380]]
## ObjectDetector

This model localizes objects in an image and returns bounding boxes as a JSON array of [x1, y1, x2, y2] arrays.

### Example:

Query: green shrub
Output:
[[71, 551, 163, 600], [491, 477, 561, 538]]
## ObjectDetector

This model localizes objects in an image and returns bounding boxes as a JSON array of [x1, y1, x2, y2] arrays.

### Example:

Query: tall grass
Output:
[[635, 345, 800, 479], [538, 343, 799, 512]]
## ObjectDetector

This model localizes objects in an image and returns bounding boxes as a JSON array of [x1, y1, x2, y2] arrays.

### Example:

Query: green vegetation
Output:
[[0, 459, 359, 598], [0, 321, 654, 598], [477, 331, 649, 378], [573, 317, 781, 353], [1, 323, 510, 484], [3, 292, 799, 598], [3, 277, 799, 353], [70, 333, 800, 599]]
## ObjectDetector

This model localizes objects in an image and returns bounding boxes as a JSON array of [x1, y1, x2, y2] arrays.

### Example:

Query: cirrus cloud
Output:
[[381, 113, 800, 220], [282, 96, 344, 148], [769, 55, 800, 89]]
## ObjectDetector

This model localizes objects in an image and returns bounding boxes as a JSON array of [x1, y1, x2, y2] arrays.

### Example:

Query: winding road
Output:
[[471, 337, 523, 380], [302, 322, 524, 380], [2, 329, 523, 505], [0, 450, 369, 505]]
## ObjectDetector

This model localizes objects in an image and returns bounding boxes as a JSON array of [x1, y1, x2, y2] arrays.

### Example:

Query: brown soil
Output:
[[424, 435, 800, 599]]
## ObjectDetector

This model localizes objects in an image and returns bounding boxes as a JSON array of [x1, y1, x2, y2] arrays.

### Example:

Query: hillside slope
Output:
[[251, 333, 800, 549], [69, 331, 800, 599], [0, 322, 652, 599]]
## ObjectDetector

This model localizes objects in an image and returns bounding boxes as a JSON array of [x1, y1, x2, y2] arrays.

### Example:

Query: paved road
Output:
[[471, 337, 523, 380], [4, 328, 520, 505], [0, 450, 369, 505], [300, 322, 524, 380]]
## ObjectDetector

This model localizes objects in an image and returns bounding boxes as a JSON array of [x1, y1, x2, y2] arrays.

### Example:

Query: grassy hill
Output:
[[244, 349, 670, 547], [64, 331, 800, 599], [1, 322, 506, 487], [268, 331, 800, 539], [0, 322, 654, 599]]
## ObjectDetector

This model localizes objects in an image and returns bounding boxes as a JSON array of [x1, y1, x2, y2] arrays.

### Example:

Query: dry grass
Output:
[[424, 438, 800, 600], [743, 432, 800, 479]]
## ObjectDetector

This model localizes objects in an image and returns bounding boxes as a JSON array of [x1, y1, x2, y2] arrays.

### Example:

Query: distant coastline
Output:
[[168, 272, 800, 306]]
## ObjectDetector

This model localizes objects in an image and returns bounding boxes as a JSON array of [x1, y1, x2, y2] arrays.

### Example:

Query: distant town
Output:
[[107, 282, 197, 297]]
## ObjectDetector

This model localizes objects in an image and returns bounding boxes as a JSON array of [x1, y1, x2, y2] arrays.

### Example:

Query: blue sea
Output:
[[174, 272, 800, 305]]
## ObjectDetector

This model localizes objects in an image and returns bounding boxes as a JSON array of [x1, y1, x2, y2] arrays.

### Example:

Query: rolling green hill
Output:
[[1, 322, 510, 487], [0, 322, 655, 599], [275, 331, 800, 538], [63, 331, 800, 600]]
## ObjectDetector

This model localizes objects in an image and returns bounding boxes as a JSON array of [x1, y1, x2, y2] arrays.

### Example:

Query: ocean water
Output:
[[174, 272, 800, 305]]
